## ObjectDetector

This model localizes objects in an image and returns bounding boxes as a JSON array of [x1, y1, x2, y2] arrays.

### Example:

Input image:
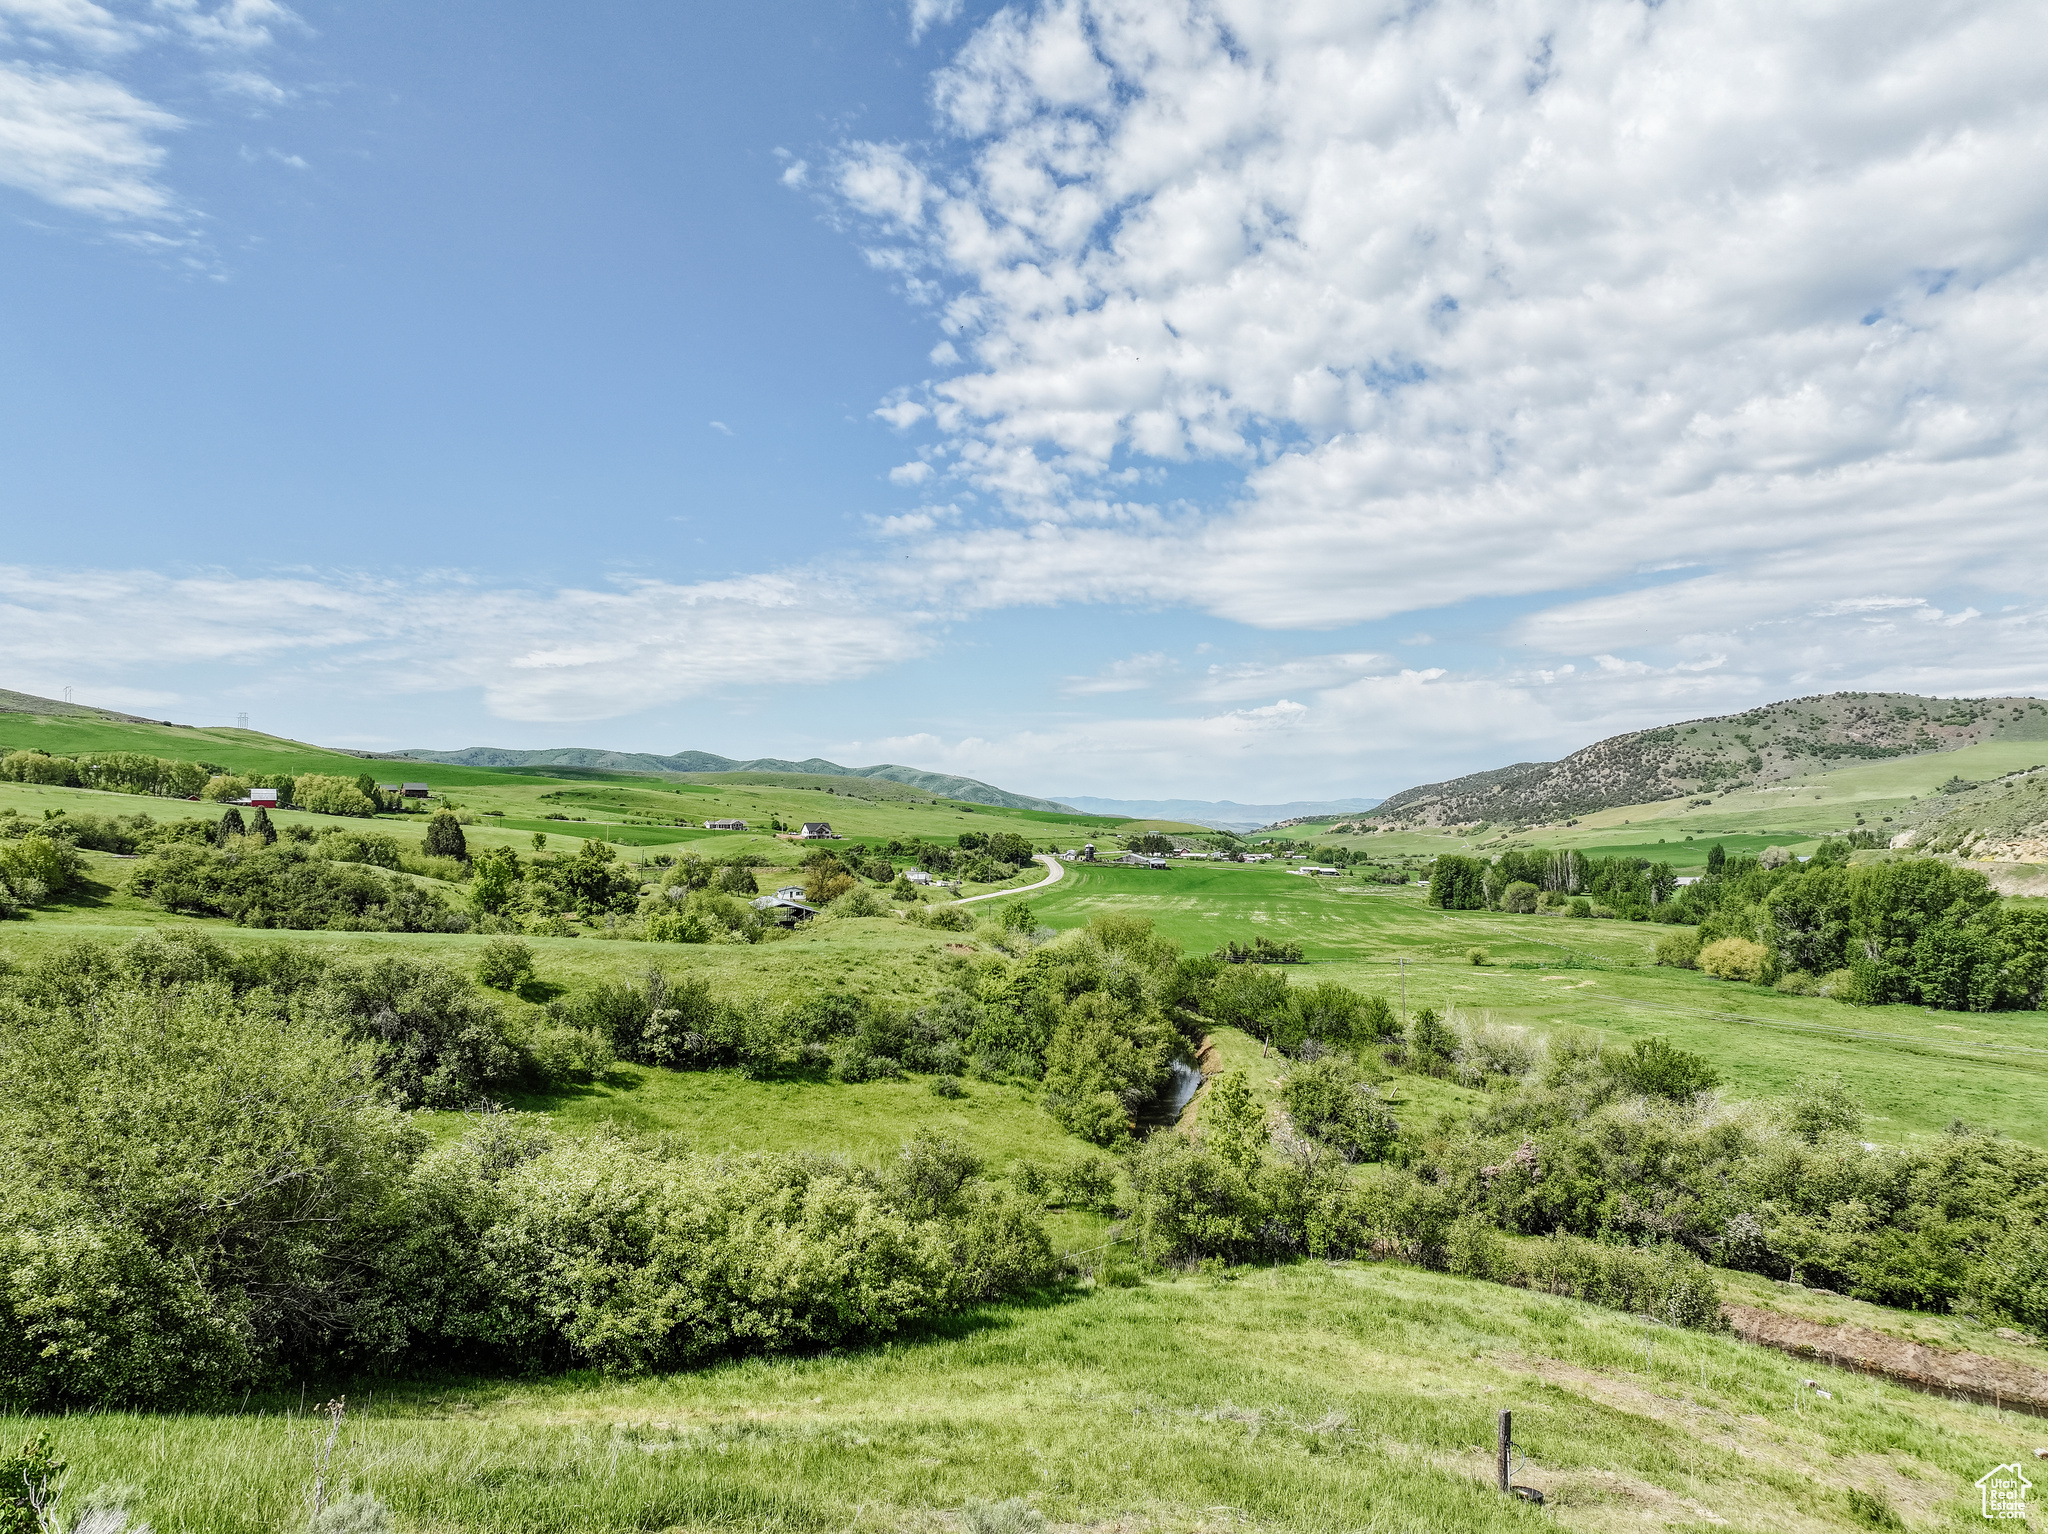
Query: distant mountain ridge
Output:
[[1056, 795, 1383, 832], [1375, 692, 2048, 828], [399, 745, 1073, 813]]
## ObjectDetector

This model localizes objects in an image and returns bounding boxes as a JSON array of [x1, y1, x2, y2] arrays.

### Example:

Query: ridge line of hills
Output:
[[1373, 691, 2048, 829], [395, 746, 1072, 813]]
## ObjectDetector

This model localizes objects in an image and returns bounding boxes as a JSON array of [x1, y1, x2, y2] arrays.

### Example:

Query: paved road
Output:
[[948, 853, 1068, 906]]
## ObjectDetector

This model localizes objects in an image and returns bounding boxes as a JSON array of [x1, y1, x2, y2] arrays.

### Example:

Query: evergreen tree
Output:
[[1707, 842, 1727, 876], [424, 809, 468, 861], [249, 808, 278, 845], [213, 807, 246, 845]]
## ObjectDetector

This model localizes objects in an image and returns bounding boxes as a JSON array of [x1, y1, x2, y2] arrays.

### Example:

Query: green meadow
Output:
[[8, 712, 2048, 1533], [30, 1263, 2041, 1534]]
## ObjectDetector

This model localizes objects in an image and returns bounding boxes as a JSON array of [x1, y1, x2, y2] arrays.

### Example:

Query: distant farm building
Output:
[[751, 894, 818, 923], [402, 783, 431, 799], [1295, 865, 1342, 876], [774, 884, 807, 901], [704, 819, 748, 830], [247, 787, 278, 808], [798, 822, 835, 839]]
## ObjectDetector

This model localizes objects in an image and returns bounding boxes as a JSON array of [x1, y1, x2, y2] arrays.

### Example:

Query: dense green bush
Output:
[[0, 958, 1057, 1407], [0, 827, 87, 917], [0, 982, 416, 1405], [129, 842, 467, 931], [1280, 1056, 1398, 1162]]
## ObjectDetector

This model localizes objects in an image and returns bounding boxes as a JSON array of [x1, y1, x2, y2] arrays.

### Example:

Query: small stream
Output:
[[1134, 1059, 1204, 1133]]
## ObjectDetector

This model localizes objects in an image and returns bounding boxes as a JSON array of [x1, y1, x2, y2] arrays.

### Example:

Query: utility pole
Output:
[[62, 687, 72, 704], [1399, 956, 1407, 1027]]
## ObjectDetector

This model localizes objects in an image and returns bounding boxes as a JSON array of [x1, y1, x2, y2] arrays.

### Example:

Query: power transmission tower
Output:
[[237, 712, 249, 730]]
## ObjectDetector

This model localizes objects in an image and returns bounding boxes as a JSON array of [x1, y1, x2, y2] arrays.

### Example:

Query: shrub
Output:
[[1608, 1036, 1719, 1100], [1501, 881, 1539, 914], [1406, 1007, 1455, 1073], [475, 938, 536, 992], [1281, 1056, 1398, 1161], [1200, 1069, 1266, 1170], [1507, 1234, 1723, 1330], [308, 956, 531, 1107], [316, 829, 404, 869], [1698, 936, 1768, 982], [929, 1073, 966, 1098], [0, 834, 86, 913], [1782, 1073, 1863, 1143], [0, 984, 414, 1406], [1567, 897, 1592, 918], [825, 886, 888, 919], [1654, 930, 1702, 968]]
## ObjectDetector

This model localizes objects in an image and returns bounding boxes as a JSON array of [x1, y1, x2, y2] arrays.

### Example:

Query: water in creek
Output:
[[1133, 1059, 1204, 1133]]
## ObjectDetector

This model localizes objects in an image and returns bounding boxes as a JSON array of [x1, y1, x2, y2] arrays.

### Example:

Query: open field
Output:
[[1031, 862, 2048, 1146], [9, 829, 2047, 1148], [23, 1261, 2041, 1534], [0, 712, 1150, 852]]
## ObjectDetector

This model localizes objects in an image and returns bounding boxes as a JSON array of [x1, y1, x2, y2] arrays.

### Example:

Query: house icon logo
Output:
[[1976, 1463, 2031, 1520]]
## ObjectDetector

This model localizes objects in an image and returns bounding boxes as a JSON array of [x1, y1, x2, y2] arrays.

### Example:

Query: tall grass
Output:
[[20, 1264, 2024, 1533]]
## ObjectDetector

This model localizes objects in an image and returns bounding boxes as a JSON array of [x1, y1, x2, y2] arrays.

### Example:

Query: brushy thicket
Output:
[[1124, 983, 2048, 1337], [0, 806, 477, 931], [0, 937, 1053, 1408]]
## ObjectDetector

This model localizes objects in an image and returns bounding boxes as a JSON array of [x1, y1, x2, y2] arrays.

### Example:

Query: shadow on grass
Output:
[[36, 875, 119, 913], [197, 1284, 1092, 1417]]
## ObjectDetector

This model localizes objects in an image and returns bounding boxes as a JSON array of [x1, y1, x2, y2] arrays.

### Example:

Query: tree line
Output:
[[0, 748, 423, 817]]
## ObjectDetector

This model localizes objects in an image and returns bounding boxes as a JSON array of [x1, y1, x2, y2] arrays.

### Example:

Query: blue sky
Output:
[[3, 0, 2045, 801]]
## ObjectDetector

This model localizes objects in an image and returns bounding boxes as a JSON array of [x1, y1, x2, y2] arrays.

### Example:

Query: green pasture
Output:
[[1029, 862, 2048, 1146], [476, 1059, 1100, 1174], [22, 1262, 2033, 1534], [1029, 863, 1666, 965], [0, 711, 1147, 850], [0, 714, 532, 788]]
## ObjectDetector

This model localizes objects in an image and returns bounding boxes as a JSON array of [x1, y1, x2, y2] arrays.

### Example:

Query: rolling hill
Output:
[[1893, 763, 2048, 862], [399, 745, 1070, 813], [1374, 691, 2048, 828]]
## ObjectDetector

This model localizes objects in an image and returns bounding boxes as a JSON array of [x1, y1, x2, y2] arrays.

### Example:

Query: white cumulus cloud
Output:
[[0, 564, 934, 723], [838, 0, 2048, 678]]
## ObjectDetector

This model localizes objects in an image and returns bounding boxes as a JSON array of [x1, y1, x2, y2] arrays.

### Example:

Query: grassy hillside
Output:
[[400, 744, 1074, 812], [1376, 691, 2048, 828], [0, 707, 1139, 853], [24, 1260, 2037, 1534]]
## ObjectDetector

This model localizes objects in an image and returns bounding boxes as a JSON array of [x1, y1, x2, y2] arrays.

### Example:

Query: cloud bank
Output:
[[834, 0, 2048, 650]]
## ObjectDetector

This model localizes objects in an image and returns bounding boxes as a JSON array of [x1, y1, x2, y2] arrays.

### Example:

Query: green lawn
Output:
[[24, 1262, 2032, 1534]]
